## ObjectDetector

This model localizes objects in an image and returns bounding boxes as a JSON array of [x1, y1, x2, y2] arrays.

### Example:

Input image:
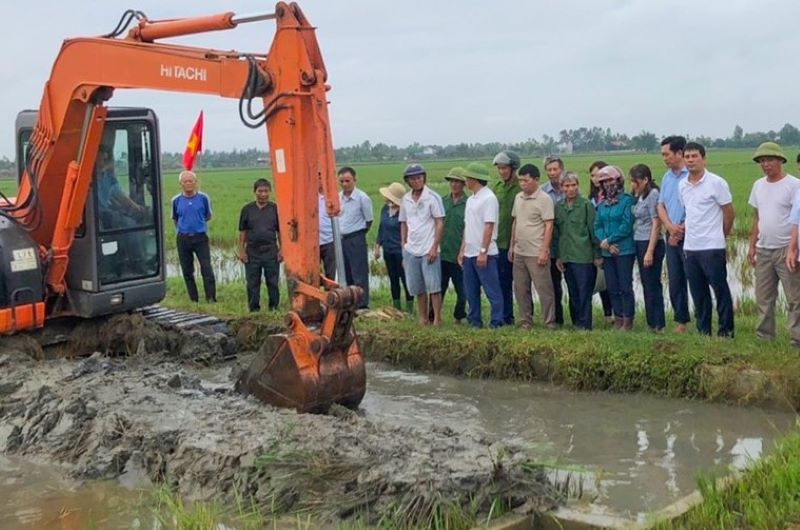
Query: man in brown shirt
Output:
[[508, 164, 556, 329]]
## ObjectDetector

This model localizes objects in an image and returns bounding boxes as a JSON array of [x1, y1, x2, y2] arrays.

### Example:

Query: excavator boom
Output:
[[0, 3, 365, 413]]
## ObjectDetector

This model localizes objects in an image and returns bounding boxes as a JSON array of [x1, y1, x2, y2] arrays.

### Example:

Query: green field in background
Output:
[[2, 148, 797, 248]]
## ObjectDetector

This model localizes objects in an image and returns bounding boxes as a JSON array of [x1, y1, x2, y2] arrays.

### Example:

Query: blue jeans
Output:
[[463, 256, 504, 328], [685, 249, 734, 337], [497, 249, 514, 325], [604, 254, 636, 319], [665, 239, 690, 324], [636, 239, 666, 330], [563, 262, 596, 330]]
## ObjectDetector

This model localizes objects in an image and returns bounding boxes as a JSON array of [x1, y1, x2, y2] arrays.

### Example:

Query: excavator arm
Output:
[[2, 2, 365, 413]]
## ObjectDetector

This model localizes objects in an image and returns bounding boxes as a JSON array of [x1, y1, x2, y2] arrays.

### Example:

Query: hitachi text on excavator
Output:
[[0, 3, 366, 413]]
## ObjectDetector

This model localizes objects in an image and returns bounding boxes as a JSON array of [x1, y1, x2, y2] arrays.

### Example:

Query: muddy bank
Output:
[[0, 316, 561, 526]]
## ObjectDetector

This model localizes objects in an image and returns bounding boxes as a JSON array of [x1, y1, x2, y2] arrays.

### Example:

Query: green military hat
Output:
[[444, 166, 467, 183], [752, 142, 787, 163], [462, 162, 492, 182]]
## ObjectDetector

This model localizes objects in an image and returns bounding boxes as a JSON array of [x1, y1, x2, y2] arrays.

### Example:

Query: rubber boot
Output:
[[392, 298, 402, 311], [405, 299, 415, 315], [621, 317, 634, 331], [614, 316, 624, 329]]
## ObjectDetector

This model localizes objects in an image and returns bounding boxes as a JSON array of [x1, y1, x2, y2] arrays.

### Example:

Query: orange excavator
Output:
[[0, 3, 366, 413]]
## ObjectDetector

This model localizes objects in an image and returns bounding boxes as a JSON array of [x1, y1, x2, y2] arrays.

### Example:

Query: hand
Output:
[[673, 223, 685, 237], [555, 258, 565, 273], [277, 250, 284, 263], [787, 248, 798, 273], [747, 245, 757, 267], [477, 253, 488, 268], [457, 251, 464, 268], [609, 244, 620, 256], [600, 239, 610, 251], [593, 257, 604, 268], [373, 246, 381, 261], [668, 234, 681, 247], [643, 251, 653, 268], [508, 247, 515, 263], [538, 248, 550, 267], [238, 250, 248, 264], [427, 246, 439, 264]]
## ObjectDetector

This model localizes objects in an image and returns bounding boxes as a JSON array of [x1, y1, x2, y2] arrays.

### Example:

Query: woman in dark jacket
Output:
[[374, 182, 413, 312]]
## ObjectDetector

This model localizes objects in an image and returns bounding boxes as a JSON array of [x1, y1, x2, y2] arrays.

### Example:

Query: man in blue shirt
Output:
[[337, 166, 373, 309], [656, 135, 690, 332], [172, 170, 216, 303]]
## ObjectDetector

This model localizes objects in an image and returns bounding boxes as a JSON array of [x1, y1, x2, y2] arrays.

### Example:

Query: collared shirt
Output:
[[634, 189, 662, 242], [398, 185, 445, 257], [679, 170, 733, 251], [542, 179, 565, 206], [376, 203, 403, 255], [463, 186, 499, 258], [555, 196, 599, 264], [239, 201, 279, 245], [511, 188, 554, 257], [492, 177, 521, 249], [748, 174, 800, 249], [658, 166, 689, 225], [338, 187, 373, 236], [318, 194, 333, 245], [441, 193, 466, 263], [172, 191, 212, 234]]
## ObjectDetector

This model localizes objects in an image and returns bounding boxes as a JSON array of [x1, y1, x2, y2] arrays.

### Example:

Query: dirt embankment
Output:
[[0, 315, 561, 525]]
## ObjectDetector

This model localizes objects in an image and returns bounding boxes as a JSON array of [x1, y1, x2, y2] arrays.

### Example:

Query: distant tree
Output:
[[779, 123, 800, 145], [631, 131, 659, 152]]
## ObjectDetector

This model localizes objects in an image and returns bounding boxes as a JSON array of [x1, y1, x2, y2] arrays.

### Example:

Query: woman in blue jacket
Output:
[[594, 166, 637, 330]]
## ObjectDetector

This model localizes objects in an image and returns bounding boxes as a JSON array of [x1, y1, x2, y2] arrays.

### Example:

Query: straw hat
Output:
[[379, 182, 406, 206], [595, 165, 623, 182]]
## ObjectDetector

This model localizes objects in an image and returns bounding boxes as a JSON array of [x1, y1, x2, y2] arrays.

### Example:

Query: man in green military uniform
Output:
[[493, 150, 522, 325], [440, 167, 468, 323]]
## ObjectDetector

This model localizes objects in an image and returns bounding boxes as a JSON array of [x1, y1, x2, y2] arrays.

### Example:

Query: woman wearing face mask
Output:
[[594, 166, 636, 330], [629, 164, 666, 332]]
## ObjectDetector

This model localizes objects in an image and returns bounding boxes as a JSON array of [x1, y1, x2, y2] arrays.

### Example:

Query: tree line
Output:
[[1, 123, 799, 175]]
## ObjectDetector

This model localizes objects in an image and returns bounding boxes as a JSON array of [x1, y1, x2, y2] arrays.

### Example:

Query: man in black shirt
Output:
[[238, 178, 282, 311]]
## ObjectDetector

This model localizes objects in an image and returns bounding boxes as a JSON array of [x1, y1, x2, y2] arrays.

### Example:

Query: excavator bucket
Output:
[[236, 333, 366, 413], [236, 286, 367, 413]]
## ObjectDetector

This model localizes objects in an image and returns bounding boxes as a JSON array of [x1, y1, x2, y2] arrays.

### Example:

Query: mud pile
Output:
[[0, 315, 561, 525]]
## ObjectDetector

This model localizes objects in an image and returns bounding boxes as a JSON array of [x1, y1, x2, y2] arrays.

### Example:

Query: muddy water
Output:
[[362, 363, 797, 521], [0, 455, 146, 529]]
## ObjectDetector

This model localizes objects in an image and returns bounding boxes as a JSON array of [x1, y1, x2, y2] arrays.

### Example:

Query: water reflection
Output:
[[361, 362, 797, 520]]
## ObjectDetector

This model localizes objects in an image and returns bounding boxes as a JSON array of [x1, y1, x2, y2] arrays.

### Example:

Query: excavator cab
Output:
[[14, 108, 166, 318]]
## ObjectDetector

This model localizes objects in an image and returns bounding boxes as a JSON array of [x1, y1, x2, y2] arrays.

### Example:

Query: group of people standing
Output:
[[171, 135, 800, 348]]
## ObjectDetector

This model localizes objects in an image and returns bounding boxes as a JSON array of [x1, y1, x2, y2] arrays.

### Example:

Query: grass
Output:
[[3, 148, 794, 249], [652, 428, 800, 530]]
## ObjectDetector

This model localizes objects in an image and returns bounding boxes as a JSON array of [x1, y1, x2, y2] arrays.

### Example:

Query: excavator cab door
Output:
[[15, 108, 166, 318]]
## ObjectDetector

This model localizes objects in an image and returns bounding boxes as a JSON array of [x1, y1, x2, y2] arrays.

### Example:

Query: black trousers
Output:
[[177, 233, 216, 302], [342, 230, 370, 308], [441, 259, 467, 320], [245, 249, 280, 311], [685, 249, 734, 337], [384, 251, 413, 302], [497, 248, 514, 325], [320, 242, 336, 280]]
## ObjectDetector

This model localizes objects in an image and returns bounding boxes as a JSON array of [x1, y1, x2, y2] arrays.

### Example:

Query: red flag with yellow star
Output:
[[182, 111, 204, 170]]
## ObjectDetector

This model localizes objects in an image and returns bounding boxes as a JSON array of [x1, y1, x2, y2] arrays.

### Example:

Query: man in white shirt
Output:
[[679, 142, 735, 337], [748, 142, 800, 346], [399, 164, 445, 325], [457, 162, 504, 328]]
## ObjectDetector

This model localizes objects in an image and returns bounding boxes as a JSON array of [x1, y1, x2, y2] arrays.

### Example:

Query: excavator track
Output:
[[135, 304, 223, 330]]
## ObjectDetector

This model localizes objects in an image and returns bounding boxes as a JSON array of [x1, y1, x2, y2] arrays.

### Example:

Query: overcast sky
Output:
[[1, 0, 798, 158]]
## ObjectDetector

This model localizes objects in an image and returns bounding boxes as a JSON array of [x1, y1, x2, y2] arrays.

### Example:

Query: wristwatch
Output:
[[480, 247, 487, 254]]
